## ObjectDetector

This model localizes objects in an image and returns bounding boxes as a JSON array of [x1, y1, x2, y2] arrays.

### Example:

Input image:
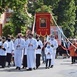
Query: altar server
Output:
[[35, 36, 43, 68]]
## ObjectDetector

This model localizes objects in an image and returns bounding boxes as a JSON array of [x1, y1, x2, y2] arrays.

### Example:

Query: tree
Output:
[[56, 0, 76, 38], [2, 22, 13, 37], [43, 0, 60, 14], [27, 0, 45, 15], [0, 0, 32, 36], [74, 0, 77, 37], [0, 0, 27, 15], [11, 10, 32, 35], [36, 5, 52, 13]]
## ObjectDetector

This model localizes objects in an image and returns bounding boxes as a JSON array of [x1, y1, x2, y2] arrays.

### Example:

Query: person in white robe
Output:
[[25, 34, 37, 71], [14, 33, 25, 70], [0, 37, 8, 68], [35, 36, 43, 68], [48, 35, 58, 68], [45, 42, 53, 69], [6, 35, 14, 67]]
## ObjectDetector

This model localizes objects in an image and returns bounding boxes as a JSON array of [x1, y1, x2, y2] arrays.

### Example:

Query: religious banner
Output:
[[36, 13, 51, 36], [0, 24, 2, 36], [50, 26, 62, 45]]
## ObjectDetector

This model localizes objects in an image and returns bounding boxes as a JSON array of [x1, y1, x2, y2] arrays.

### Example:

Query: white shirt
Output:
[[0, 41, 8, 56], [37, 40, 43, 48], [35, 49, 41, 54], [45, 46, 53, 59], [48, 39, 58, 50], [35, 40, 43, 54], [6, 40, 14, 53]]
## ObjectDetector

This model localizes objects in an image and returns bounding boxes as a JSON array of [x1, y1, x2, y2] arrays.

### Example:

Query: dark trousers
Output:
[[0, 56, 6, 68], [36, 54, 41, 68], [41, 51, 46, 63], [46, 59, 51, 68], [6, 53, 12, 65], [23, 55, 27, 67], [71, 56, 75, 63]]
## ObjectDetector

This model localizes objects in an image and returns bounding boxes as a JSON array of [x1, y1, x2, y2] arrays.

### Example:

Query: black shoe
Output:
[[8, 65, 11, 68], [48, 67, 50, 69], [51, 65, 53, 68], [2, 66, 5, 68], [27, 68, 32, 71], [45, 67, 47, 69], [71, 62, 75, 64], [33, 68, 36, 70], [18, 67, 21, 70], [16, 67, 19, 69], [22, 67, 24, 69], [22, 67, 26, 69]]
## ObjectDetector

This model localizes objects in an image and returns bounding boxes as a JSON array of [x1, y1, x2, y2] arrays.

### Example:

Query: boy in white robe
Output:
[[35, 36, 43, 68], [6, 35, 14, 67], [47, 35, 58, 68], [0, 37, 8, 68], [45, 42, 53, 69]]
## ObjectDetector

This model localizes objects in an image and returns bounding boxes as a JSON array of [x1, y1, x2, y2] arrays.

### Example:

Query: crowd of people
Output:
[[0, 31, 77, 71], [56, 38, 77, 64]]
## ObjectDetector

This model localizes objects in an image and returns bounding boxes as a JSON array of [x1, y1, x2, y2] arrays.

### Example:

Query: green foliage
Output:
[[56, 0, 76, 37], [43, 0, 60, 9], [27, 0, 52, 15], [1, 0, 77, 38], [0, 0, 27, 13], [2, 22, 14, 37], [21, 26, 27, 35], [74, 0, 77, 36], [27, 0, 43, 15], [36, 5, 52, 13], [10, 10, 32, 35]]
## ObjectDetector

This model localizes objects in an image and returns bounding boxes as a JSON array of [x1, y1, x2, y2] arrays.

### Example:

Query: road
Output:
[[0, 58, 77, 77]]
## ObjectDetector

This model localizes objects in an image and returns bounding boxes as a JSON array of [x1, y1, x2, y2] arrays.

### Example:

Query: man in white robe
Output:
[[48, 35, 58, 68], [25, 34, 37, 71], [14, 33, 25, 70]]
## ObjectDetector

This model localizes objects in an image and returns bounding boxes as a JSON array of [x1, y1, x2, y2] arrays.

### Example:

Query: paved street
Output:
[[0, 58, 77, 77]]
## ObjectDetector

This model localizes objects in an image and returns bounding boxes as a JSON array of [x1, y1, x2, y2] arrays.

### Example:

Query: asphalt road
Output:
[[0, 58, 77, 77]]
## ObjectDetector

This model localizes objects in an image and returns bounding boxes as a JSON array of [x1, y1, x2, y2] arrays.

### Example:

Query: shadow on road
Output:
[[0, 66, 46, 72]]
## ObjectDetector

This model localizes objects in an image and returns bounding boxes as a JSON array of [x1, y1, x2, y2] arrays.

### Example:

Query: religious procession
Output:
[[0, 29, 77, 71], [1, 1, 77, 77]]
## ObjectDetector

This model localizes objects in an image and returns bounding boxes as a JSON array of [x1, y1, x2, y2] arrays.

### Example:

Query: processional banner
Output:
[[0, 24, 2, 36], [36, 13, 51, 36]]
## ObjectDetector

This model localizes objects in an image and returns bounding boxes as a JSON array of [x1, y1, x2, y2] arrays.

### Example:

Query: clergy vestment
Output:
[[14, 38, 25, 68], [25, 38, 37, 69]]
